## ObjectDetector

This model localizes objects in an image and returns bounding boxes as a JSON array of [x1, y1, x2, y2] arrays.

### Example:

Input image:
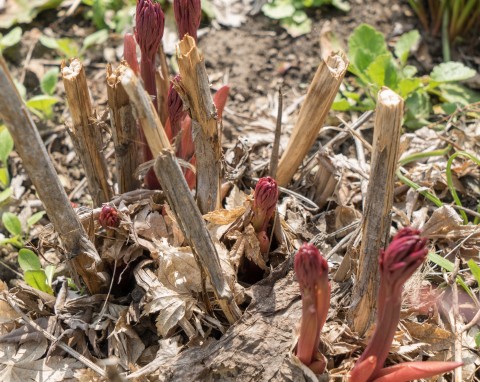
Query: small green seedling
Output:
[[39, 29, 109, 59], [336, 24, 479, 129], [1, 210, 46, 248], [18, 248, 54, 295]]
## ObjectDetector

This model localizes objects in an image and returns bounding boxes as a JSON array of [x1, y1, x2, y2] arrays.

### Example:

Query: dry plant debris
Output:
[[0, 1, 479, 381]]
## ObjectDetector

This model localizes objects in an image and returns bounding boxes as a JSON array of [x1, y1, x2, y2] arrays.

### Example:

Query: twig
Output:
[[106, 63, 141, 193], [276, 52, 348, 186], [62, 59, 112, 206], [348, 88, 404, 335], [5, 293, 106, 378], [176, 35, 221, 213], [269, 86, 283, 178], [154, 150, 241, 324], [0, 55, 107, 294]]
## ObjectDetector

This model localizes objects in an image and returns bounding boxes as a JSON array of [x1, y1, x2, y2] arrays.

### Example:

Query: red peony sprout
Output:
[[173, 0, 202, 41], [294, 243, 330, 373], [251, 177, 278, 233], [167, 75, 186, 140], [349, 228, 462, 382], [135, 0, 164, 98], [99, 205, 120, 229], [123, 33, 140, 74]]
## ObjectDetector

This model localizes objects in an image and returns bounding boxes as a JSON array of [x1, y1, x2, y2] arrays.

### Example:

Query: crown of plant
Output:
[[173, 0, 202, 41]]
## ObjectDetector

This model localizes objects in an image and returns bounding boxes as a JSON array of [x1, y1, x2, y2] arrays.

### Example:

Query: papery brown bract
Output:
[[174, 0, 202, 41]]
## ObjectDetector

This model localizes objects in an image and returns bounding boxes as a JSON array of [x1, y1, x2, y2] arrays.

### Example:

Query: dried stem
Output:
[[156, 43, 170, 125], [61, 59, 112, 206], [348, 87, 404, 335], [176, 35, 221, 213], [276, 52, 348, 186], [270, 86, 283, 178], [120, 67, 171, 155], [106, 62, 140, 193], [0, 56, 107, 294], [154, 150, 241, 324]]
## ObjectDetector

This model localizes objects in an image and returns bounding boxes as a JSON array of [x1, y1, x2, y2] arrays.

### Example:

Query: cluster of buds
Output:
[[99, 205, 120, 229], [348, 228, 462, 382], [294, 243, 330, 374], [174, 0, 202, 41]]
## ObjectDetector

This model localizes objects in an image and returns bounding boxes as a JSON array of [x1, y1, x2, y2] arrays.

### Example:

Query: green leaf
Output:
[[428, 252, 454, 271], [280, 16, 312, 37], [0, 167, 10, 188], [403, 65, 418, 78], [262, 1, 296, 19], [348, 24, 388, 75], [0, 187, 12, 204], [45, 264, 55, 286], [404, 90, 431, 129], [467, 259, 480, 286], [2, 212, 22, 236], [365, 53, 399, 90], [26, 95, 59, 119], [40, 68, 59, 96], [0, 128, 14, 164], [430, 62, 476, 82], [18, 248, 42, 271], [24, 270, 53, 294], [398, 78, 422, 98], [394, 29, 420, 65], [27, 211, 45, 227], [475, 332, 480, 349], [39, 35, 60, 50], [0, 0, 63, 29], [81, 29, 108, 53], [436, 83, 480, 107], [331, 0, 350, 12], [0, 27, 22, 51]]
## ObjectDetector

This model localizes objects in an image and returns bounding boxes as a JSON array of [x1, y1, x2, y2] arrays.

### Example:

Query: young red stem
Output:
[[373, 361, 463, 382]]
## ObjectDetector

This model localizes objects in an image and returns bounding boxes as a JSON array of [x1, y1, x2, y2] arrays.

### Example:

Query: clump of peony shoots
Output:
[[293, 228, 463, 381]]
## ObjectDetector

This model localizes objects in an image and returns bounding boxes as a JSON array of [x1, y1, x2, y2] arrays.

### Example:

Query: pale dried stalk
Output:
[[348, 87, 404, 335], [276, 52, 348, 187], [176, 35, 220, 214], [313, 149, 341, 209], [154, 150, 241, 324], [61, 59, 112, 206], [120, 67, 171, 155], [0, 56, 107, 294], [106, 63, 140, 193], [156, 43, 170, 125]]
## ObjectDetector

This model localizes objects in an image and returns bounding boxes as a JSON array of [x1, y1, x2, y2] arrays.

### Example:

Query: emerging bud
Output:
[[168, 75, 185, 139], [379, 227, 428, 298], [123, 33, 140, 74], [372, 361, 463, 382], [351, 228, 431, 381], [294, 243, 330, 371], [135, 0, 165, 61], [251, 177, 278, 233], [99, 205, 120, 229], [173, 0, 202, 41]]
